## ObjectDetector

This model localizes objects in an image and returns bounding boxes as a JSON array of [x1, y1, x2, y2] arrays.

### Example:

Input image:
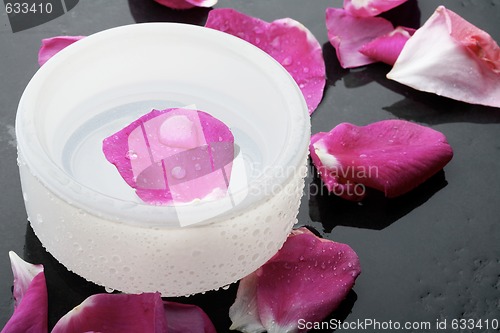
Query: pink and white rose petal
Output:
[[387, 6, 500, 108], [1, 252, 48, 333], [229, 227, 361, 333], [310, 120, 453, 201]]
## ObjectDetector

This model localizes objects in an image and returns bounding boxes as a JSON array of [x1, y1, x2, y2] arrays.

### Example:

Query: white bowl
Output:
[[16, 23, 310, 296]]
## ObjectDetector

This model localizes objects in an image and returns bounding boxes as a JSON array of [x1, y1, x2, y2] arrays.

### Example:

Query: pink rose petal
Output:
[[205, 8, 326, 115], [38, 36, 85, 66], [310, 120, 453, 201], [359, 26, 415, 66], [344, 0, 409, 17], [51, 293, 167, 333], [326, 8, 394, 68], [154, 0, 216, 9], [102, 108, 234, 205], [164, 301, 217, 333], [387, 6, 500, 108], [1, 252, 48, 333], [229, 227, 361, 333]]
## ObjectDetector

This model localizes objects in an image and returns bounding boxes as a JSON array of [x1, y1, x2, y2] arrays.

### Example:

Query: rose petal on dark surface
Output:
[[38, 36, 85, 66], [205, 8, 325, 114], [1, 252, 48, 333], [164, 301, 217, 333], [359, 26, 415, 66], [387, 6, 500, 108], [326, 8, 394, 68], [51, 293, 167, 333], [154, 0, 216, 10], [344, 0, 409, 17], [310, 119, 454, 200], [229, 227, 361, 333]]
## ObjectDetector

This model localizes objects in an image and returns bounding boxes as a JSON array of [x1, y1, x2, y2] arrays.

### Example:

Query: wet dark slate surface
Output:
[[1, 0, 499, 332]]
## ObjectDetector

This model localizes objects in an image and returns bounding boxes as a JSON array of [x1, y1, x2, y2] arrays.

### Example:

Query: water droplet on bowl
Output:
[[171, 166, 186, 179], [126, 150, 138, 160], [270, 36, 281, 48], [281, 56, 293, 66]]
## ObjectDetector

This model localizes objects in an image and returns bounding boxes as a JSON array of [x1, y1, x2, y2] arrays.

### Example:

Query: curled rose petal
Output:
[[228, 273, 265, 333], [164, 301, 217, 333], [51, 293, 167, 333], [309, 120, 453, 201], [8, 251, 43, 307], [359, 26, 415, 66], [154, 0, 216, 9], [325, 8, 394, 68], [344, 0, 409, 17], [102, 108, 234, 205], [1, 252, 48, 333], [205, 8, 325, 115], [38, 36, 85, 66], [229, 227, 361, 333], [387, 6, 500, 108]]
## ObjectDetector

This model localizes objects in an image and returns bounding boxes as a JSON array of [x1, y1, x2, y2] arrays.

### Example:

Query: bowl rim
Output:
[[16, 22, 310, 228]]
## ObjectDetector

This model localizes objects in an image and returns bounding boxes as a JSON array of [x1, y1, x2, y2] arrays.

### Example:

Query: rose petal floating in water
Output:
[[229, 227, 361, 333], [359, 26, 415, 66], [325, 8, 394, 68], [164, 301, 217, 333], [343, 0, 409, 17], [102, 108, 234, 205], [1, 252, 48, 333], [205, 8, 326, 115], [387, 6, 500, 108], [38, 36, 85, 66], [51, 293, 167, 333], [310, 119, 453, 201], [154, 0, 216, 9]]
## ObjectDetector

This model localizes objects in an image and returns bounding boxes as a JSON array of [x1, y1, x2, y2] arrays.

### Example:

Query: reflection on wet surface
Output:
[[308, 166, 448, 232]]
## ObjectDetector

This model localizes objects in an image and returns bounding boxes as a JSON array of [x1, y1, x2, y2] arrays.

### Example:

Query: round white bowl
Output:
[[16, 23, 310, 296]]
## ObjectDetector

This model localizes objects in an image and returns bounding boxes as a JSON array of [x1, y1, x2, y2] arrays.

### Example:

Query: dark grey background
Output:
[[1, 0, 499, 332], [5, 0, 65, 32]]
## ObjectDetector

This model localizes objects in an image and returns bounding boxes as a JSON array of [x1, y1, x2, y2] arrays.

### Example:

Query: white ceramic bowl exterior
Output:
[[16, 23, 310, 296]]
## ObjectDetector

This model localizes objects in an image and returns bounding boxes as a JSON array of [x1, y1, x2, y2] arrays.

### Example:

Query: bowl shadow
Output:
[[24, 223, 106, 330]]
